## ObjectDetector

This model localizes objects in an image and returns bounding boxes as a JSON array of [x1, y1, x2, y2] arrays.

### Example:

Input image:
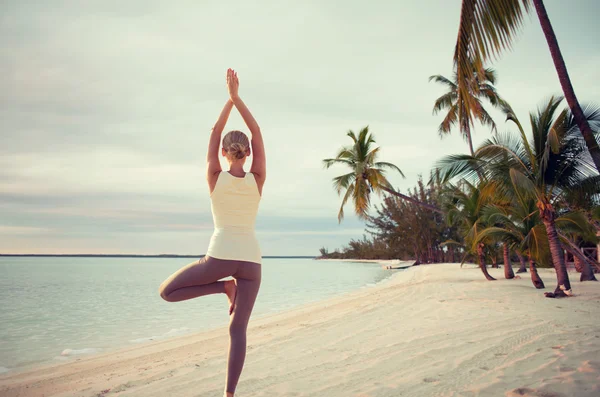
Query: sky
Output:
[[1, 0, 599, 255]]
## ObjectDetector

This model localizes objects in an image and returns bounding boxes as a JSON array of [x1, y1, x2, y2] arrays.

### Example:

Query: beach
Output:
[[1, 262, 599, 397]]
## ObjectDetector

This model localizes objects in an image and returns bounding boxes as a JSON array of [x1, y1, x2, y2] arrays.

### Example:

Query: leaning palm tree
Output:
[[442, 180, 498, 280], [479, 204, 516, 279], [437, 96, 600, 297], [478, 199, 548, 288], [453, 0, 600, 172], [479, 199, 594, 288], [559, 174, 600, 280], [323, 126, 442, 223], [430, 67, 506, 155]]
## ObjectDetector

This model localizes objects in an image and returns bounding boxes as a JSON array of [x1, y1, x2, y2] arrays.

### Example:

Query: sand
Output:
[[1, 263, 599, 397]]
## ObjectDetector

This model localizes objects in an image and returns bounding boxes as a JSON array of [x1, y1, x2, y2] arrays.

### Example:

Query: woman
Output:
[[158, 68, 266, 397]]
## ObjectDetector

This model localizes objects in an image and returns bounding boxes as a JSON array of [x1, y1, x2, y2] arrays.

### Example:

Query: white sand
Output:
[[1, 263, 599, 397]]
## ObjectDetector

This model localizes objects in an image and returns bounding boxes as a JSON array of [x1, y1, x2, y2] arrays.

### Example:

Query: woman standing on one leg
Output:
[[158, 68, 266, 397]]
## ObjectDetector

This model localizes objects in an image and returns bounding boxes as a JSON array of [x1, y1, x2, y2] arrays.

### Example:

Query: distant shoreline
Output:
[[0, 254, 317, 259]]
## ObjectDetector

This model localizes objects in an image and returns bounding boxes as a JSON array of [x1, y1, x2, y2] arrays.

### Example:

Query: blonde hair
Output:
[[222, 130, 250, 161]]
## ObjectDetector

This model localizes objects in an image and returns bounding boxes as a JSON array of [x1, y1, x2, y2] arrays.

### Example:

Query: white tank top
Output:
[[205, 171, 262, 264]]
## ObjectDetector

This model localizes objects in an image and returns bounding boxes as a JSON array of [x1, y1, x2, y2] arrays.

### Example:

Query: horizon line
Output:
[[0, 253, 317, 258]]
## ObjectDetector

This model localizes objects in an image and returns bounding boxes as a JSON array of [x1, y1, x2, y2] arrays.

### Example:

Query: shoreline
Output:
[[2, 263, 599, 397], [0, 259, 402, 377], [315, 258, 409, 265], [0, 258, 400, 376]]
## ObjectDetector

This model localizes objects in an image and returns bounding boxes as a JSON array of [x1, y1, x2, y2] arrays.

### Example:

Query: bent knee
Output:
[[158, 283, 172, 302]]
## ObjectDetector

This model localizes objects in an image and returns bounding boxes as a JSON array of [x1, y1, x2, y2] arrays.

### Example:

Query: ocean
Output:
[[0, 256, 398, 374]]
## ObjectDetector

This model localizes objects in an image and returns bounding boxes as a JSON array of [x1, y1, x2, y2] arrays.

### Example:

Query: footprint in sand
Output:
[[558, 365, 575, 372], [507, 387, 566, 397]]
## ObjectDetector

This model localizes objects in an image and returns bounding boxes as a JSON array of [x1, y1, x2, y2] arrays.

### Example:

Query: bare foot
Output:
[[224, 279, 237, 314]]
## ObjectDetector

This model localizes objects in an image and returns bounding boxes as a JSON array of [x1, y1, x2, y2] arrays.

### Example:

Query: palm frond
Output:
[[429, 74, 457, 89], [374, 161, 405, 178], [347, 130, 358, 144], [323, 157, 354, 169], [563, 175, 600, 209], [434, 153, 484, 183], [475, 104, 498, 134], [454, 0, 531, 81], [555, 211, 597, 242], [332, 172, 356, 195], [432, 91, 458, 115], [476, 226, 521, 245], [337, 182, 355, 223], [524, 224, 550, 263], [439, 104, 459, 137], [509, 168, 538, 204], [483, 67, 498, 85], [365, 146, 381, 165]]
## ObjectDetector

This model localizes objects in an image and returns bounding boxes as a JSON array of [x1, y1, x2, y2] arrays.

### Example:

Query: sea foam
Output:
[[60, 347, 101, 356]]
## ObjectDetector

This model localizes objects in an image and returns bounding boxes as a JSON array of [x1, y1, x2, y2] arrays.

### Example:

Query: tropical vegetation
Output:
[[321, 98, 599, 297], [320, 1, 600, 299]]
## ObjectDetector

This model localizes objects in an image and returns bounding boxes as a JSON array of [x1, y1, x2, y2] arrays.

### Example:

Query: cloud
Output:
[[1, 0, 599, 254]]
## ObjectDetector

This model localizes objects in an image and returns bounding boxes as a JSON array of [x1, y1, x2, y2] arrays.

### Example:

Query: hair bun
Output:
[[230, 142, 246, 160], [222, 130, 250, 161]]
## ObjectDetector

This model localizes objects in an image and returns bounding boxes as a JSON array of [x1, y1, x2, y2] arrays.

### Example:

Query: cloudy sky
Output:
[[1, 0, 598, 255]]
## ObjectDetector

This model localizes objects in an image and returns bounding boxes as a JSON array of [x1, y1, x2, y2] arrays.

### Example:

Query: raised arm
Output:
[[228, 70, 266, 187], [206, 97, 233, 191]]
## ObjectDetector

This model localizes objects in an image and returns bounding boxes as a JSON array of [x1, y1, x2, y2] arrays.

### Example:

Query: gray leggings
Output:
[[158, 256, 261, 394]]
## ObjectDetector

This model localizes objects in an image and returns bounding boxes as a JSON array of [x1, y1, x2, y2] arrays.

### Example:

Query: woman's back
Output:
[[210, 171, 261, 231], [207, 171, 262, 264]]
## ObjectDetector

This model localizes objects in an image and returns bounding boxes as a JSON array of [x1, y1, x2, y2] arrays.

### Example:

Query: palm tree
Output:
[[453, 0, 600, 172], [443, 180, 498, 280], [323, 126, 442, 223], [437, 96, 600, 297], [430, 67, 506, 155], [554, 212, 598, 282], [560, 174, 600, 280], [478, 199, 547, 288]]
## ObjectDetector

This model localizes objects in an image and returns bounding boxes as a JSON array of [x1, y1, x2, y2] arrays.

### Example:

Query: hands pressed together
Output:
[[226, 68, 240, 102]]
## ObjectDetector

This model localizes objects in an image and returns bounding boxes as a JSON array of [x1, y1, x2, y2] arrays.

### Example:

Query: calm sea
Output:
[[0, 257, 398, 374]]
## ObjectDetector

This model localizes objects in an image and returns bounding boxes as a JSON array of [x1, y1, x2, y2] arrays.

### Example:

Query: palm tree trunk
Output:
[[503, 244, 515, 279], [380, 185, 443, 213], [556, 231, 599, 281], [573, 254, 597, 282], [491, 255, 498, 269], [516, 251, 528, 273], [564, 245, 597, 282], [539, 202, 572, 296], [572, 254, 583, 273], [427, 243, 433, 263], [532, 0, 600, 173], [528, 255, 545, 289], [580, 257, 597, 282], [477, 243, 496, 281]]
